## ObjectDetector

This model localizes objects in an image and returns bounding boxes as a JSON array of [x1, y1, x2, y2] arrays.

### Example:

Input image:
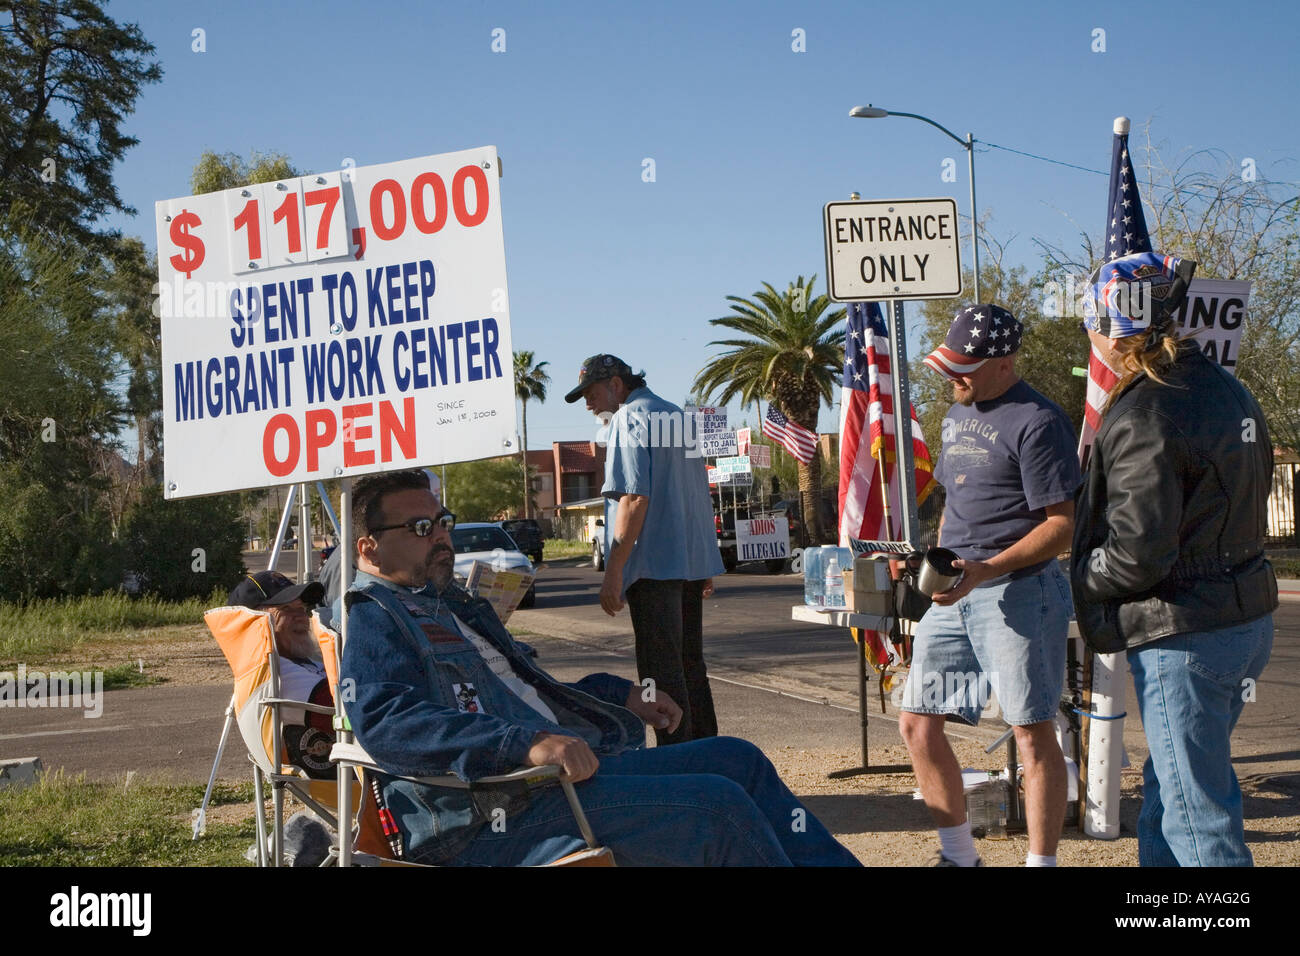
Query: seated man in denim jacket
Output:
[[341, 469, 859, 866]]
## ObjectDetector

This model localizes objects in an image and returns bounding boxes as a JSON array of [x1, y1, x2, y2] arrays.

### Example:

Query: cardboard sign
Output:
[[748, 444, 771, 468], [736, 516, 790, 561], [155, 146, 515, 498]]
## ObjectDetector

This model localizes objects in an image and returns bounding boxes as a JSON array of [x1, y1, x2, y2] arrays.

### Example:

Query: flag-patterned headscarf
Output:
[[1082, 251, 1197, 339]]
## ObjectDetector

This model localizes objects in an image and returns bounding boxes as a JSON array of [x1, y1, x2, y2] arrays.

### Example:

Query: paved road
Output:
[[3, 559, 1296, 787]]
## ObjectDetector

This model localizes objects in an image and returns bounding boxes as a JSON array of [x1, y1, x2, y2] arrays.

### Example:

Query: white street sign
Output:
[[824, 197, 962, 301]]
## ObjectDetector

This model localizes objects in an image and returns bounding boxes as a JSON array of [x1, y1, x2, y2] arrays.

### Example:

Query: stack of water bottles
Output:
[[803, 545, 853, 608]]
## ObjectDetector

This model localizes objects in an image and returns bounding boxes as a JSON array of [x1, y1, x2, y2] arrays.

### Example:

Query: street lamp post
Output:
[[850, 105, 980, 303]]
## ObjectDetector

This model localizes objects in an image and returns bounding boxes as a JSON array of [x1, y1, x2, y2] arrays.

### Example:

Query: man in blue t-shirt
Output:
[[565, 354, 725, 745], [901, 304, 1081, 868]]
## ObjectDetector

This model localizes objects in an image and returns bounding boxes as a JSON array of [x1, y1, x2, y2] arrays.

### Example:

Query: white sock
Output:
[[938, 823, 979, 867], [1025, 853, 1056, 867]]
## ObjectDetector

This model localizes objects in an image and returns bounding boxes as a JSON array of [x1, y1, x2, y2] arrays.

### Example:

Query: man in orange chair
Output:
[[228, 572, 334, 775]]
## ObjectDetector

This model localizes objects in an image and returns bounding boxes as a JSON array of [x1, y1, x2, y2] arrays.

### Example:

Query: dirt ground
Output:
[[765, 741, 1300, 866]]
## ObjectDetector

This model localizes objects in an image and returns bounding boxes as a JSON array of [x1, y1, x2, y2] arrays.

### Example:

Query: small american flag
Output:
[[839, 301, 936, 545], [763, 406, 817, 464], [1080, 118, 1151, 464]]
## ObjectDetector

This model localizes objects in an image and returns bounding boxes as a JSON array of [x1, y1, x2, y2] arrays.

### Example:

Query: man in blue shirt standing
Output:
[[901, 305, 1081, 867], [565, 354, 725, 746]]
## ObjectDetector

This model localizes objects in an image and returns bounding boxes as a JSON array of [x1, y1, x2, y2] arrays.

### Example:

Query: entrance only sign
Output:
[[823, 197, 962, 302], [154, 146, 515, 499]]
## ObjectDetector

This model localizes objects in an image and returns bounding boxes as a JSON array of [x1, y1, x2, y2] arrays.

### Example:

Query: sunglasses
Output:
[[371, 509, 456, 537]]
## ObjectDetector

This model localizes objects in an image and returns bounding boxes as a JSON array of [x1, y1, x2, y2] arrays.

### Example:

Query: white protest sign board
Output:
[[736, 427, 751, 455], [748, 444, 771, 469], [695, 407, 737, 457], [824, 197, 962, 301], [1175, 279, 1250, 375], [736, 516, 790, 562], [700, 432, 738, 457], [155, 146, 515, 499]]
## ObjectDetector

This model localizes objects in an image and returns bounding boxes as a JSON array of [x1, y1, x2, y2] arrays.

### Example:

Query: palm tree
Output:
[[513, 350, 550, 518], [694, 276, 845, 542]]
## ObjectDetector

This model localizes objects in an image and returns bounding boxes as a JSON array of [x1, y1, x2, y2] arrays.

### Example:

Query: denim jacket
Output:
[[340, 571, 643, 863]]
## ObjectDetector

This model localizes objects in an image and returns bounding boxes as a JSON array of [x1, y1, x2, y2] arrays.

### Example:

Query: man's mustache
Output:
[[429, 543, 454, 559]]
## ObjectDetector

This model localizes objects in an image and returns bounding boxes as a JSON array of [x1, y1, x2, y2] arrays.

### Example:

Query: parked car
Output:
[[588, 516, 607, 570], [450, 523, 536, 608], [500, 518, 544, 564]]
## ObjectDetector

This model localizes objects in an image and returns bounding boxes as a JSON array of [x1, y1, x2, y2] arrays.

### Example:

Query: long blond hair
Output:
[[1102, 327, 1185, 413]]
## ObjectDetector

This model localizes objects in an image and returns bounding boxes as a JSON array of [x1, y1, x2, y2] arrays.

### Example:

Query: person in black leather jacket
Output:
[[1072, 251, 1277, 866]]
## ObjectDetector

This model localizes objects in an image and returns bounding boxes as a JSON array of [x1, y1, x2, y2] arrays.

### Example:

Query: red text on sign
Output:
[[261, 397, 416, 477]]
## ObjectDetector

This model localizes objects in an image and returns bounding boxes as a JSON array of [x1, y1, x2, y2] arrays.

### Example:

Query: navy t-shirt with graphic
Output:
[[935, 379, 1081, 577]]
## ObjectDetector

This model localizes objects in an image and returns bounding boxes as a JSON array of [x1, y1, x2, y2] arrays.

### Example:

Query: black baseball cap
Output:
[[228, 571, 325, 609], [564, 354, 636, 403]]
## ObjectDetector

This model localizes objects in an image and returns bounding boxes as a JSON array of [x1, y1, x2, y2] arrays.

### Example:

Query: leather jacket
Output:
[[1071, 345, 1278, 653]]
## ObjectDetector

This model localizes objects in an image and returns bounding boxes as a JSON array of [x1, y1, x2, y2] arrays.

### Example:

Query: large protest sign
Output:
[[1175, 279, 1250, 373], [155, 146, 514, 498]]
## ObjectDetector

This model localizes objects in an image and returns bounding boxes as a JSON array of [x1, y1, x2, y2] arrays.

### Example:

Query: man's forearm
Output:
[[984, 513, 1073, 577], [607, 493, 649, 572]]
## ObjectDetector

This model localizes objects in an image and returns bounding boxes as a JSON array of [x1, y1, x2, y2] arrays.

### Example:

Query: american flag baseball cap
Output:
[[923, 304, 1023, 381]]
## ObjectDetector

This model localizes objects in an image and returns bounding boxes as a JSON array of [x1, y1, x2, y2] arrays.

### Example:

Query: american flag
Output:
[[839, 301, 937, 667], [763, 405, 817, 464], [1080, 118, 1151, 463]]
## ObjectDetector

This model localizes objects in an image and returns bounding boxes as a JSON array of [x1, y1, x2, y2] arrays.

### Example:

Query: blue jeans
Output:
[[901, 564, 1071, 726], [1127, 616, 1273, 866], [448, 737, 861, 866]]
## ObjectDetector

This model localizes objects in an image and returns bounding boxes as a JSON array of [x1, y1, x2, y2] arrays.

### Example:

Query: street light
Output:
[[849, 104, 980, 303]]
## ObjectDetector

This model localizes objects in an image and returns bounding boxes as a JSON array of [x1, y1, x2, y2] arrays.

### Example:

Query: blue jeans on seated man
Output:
[[448, 736, 861, 866], [1127, 615, 1273, 867]]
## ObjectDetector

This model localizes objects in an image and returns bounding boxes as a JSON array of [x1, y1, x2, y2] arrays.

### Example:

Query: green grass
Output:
[[99, 662, 164, 690], [543, 539, 595, 560], [0, 771, 258, 866], [0, 590, 220, 664], [1270, 557, 1300, 579]]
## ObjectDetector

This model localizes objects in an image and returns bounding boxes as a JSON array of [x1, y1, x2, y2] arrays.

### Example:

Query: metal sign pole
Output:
[[887, 299, 920, 549]]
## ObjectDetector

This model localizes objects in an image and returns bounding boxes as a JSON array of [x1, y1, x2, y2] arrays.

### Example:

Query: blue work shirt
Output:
[[601, 387, 725, 594]]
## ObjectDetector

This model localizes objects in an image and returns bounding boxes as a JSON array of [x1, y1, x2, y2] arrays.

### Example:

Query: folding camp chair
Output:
[[205, 605, 357, 866], [312, 615, 614, 867]]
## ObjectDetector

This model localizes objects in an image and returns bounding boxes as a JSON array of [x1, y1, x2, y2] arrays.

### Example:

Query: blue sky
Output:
[[107, 0, 1300, 450]]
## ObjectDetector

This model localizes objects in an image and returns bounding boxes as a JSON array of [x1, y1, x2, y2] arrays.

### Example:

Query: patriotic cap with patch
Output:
[[1082, 251, 1196, 338], [922, 304, 1023, 381]]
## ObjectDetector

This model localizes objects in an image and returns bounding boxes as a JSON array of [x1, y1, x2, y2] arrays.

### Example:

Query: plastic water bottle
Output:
[[824, 552, 845, 607], [986, 773, 1009, 840], [803, 546, 825, 607], [967, 772, 1009, 839]]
